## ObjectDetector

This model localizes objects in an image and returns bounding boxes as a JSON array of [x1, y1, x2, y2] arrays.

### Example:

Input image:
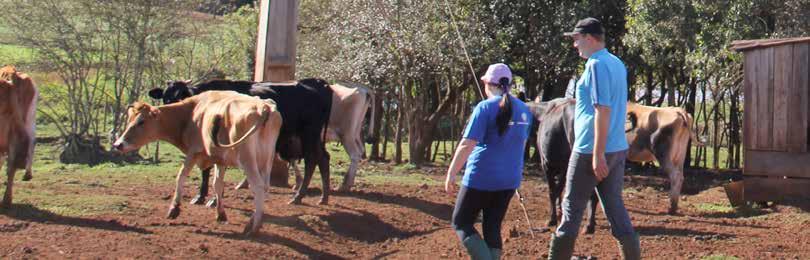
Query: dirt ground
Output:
[[1, 164, 809, 259]]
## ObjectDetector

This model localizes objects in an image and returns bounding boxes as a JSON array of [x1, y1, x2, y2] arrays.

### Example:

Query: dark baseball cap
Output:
[[563, 17, 604, 36]]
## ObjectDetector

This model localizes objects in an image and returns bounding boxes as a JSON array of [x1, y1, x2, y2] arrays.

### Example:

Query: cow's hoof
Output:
[[234, 181, 249, 190], [288, 197, 303, 205], [206, 198, 218, 208], [167, 207, 180, 219], [583, 226, 596, 234], [190, 195, 206, 205], [318, 198, 329, 205], [22, 174, 32, 181], [216, 213, 228, 222], [337, 185, 351, 192], [0, 201, 10, 209], [668, 208, 678, 215], [242, 222, 260, 237]]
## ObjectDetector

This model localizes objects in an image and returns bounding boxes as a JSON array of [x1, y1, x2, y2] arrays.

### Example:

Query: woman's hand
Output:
[[444, 172, 457, 195]]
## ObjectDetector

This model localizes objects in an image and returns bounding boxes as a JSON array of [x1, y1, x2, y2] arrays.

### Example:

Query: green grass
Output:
[[690, 145, 737, 169], [5, 134, 450, 218], [695, 202, 735, 214], [0, 43, 37, 65], [702, 255, 740, 260]]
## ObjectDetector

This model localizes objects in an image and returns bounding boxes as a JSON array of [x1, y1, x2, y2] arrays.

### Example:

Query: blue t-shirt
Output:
[[461, 95, 531, 191], [573, 48, 629, 154]]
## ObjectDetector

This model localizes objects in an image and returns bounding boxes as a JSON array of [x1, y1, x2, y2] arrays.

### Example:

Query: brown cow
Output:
[[626, 102, 702, 214], [0, 66, 37, 208], [112, 91, 282, 235]]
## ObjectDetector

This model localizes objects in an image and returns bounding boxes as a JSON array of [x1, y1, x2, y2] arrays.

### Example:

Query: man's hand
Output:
[[444, 172, 457, 195], [593, 153, 609, 182]]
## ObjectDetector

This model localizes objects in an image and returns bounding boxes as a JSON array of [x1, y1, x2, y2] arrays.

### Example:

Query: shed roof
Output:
[[731, 37, 810, 52]]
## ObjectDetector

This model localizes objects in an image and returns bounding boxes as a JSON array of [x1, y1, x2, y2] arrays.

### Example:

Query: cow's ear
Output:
[[148, 88, 164, 99]]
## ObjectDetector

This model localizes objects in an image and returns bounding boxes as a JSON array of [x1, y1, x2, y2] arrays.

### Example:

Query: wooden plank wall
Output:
[[788, 43, 809, 153], [743, 42, 810, 201], [744, 43, 810, 153], [772, 45, 790, 151]]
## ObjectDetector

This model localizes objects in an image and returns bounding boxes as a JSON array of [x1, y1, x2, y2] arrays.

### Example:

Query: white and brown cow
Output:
[[319, 81, 374, 191], [113, 91, 282, 235], [625, 102, 702, 214], [0, 66, 37, 208]]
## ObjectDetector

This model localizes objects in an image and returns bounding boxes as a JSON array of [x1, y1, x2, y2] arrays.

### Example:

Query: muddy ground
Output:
[[1, 164, 809, 259]]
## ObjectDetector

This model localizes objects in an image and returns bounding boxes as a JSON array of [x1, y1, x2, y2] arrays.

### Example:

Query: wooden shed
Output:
[[730, 36, 810, 202]]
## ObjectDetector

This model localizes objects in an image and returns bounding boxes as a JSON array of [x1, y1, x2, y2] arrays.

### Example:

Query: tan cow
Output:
[[625, 102, 702, 214], [0, 66, 37, 208], [113, 91, 282, 235]]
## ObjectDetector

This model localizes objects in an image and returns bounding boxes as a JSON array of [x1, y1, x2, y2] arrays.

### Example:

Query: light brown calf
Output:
[[113, 91, 282, 235]]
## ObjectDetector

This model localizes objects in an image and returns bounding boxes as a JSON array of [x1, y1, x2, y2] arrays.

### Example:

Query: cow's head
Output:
[[148, 80, 193, 105], [112, 102, 162, 153]]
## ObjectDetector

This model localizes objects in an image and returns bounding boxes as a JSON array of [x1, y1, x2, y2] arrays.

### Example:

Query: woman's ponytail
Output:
[[495, 77, 513, 136]]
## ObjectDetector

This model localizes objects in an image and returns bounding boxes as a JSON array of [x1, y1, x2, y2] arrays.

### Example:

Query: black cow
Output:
[[148, 78, 333, 205], [527, 98, 599, 234]]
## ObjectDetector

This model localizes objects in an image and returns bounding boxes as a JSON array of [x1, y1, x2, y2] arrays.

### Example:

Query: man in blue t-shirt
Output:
[[547, 18, 641, 260]]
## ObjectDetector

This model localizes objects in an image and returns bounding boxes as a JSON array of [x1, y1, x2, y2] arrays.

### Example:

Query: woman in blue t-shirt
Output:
[[445, 63, 531, 259]]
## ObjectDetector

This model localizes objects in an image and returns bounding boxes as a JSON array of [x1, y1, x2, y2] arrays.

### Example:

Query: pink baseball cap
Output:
[[480, 63, 512, 85]]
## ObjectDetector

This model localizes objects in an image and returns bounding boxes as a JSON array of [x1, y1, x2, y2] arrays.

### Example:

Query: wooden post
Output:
[[255, 0, 300, 187]]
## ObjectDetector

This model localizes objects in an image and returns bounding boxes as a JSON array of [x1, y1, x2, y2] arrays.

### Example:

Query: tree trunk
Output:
[[369, 88, 385, 161], [683, 77, 697, 168], [381, 95, 391, 161], [394, 88, 404, 164]]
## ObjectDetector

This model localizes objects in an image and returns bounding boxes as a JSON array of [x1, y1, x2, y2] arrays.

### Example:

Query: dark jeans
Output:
[[451, 185, 515, 249]]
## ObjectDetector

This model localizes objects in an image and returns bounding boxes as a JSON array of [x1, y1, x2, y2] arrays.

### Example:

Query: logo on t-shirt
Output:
[[510, 112, 530, 126]]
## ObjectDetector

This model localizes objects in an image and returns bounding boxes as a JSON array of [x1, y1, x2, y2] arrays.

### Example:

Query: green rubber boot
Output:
[[461, 234, 492, 260], [490, 248, 502, 260], [617, 233, 641, 260], [547, 233, 576, 260]]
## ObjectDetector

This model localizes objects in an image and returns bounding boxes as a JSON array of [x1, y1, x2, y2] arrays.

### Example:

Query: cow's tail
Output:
[[322, 87, 333, 147], [677, 110, 704, 147], [364, 89, 377, 144], [211, 106, 271, 148], [625, 111, 638, 133]]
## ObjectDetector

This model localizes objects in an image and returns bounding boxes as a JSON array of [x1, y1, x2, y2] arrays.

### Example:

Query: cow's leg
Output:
[[243, 165, 266, 236], [583, 192, 599, 234], [289, 157, 315, 205], [546, 170, 559, 227], [291, 160, 302, 191], [213, 165, 227, 222], [338, 135, 361, 192], [22, 160, 32, 181], [191, 167, 212, 205], [663, 161, 683, 215], [317, 147, 331, 205], [0, 158, 11, 208], [168, 158, 194, 219]]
